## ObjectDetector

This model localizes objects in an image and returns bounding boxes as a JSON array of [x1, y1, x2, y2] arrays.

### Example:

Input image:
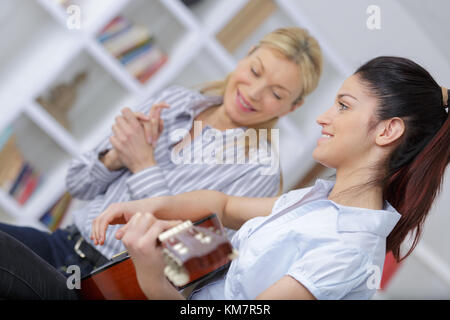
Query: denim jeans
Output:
[[0, 230, 79, 300], [0, 223, 96, 278]]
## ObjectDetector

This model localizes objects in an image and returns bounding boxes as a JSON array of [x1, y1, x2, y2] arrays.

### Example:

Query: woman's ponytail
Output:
[[385, 114, 449, 261], [356, 57, 449, 262]]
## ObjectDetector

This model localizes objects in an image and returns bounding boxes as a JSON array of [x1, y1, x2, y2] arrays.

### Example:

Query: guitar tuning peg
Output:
[[158, 220, 193, 242], [228, 249, 239, 260]]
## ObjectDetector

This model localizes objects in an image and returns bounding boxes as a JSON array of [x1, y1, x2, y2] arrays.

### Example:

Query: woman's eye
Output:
[[338, 102, 349, 110], [251, 67, 259, 77]]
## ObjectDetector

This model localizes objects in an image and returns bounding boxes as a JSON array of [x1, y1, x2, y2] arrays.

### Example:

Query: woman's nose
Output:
[[316, 106, 333, 126], [247, 81, 264, 101]]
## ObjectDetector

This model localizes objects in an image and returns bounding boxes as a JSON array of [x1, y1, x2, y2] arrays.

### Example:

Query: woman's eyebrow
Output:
[[338, 93, 359, 101], [256, 57, 292, 95]]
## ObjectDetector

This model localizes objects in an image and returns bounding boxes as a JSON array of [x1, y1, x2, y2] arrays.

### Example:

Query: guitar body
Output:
[[80, 255, 146, 300], [80, 214, 236, 300]]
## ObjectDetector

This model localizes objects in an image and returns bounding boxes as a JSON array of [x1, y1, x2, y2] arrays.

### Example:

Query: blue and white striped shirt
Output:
[[67, 86, 281, 259]]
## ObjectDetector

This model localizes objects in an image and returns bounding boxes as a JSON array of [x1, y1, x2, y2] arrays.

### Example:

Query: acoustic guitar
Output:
[[80, 214, 237, 300]]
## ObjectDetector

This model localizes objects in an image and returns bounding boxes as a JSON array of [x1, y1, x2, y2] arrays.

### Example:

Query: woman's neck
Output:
[[328, 167, 384, 210], [197, 104, 240, 131]]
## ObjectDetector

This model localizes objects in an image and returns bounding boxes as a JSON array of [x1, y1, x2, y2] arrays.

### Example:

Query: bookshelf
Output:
[[0, 0, 346, 230]]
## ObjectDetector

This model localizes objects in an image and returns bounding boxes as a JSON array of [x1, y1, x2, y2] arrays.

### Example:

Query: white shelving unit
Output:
[[1, 0, 342, 229]]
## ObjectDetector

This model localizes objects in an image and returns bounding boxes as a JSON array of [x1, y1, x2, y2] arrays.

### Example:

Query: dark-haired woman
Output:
[[93, 56, 450, 300]]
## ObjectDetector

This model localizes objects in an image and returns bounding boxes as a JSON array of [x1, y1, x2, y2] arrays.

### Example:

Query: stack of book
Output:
[[0, 127, 43, 206], [40, 192, 73, 231], [98, 16, 168, 84]]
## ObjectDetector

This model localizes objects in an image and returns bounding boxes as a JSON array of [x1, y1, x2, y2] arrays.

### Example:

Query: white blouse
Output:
[[190, 179, 401, 300]]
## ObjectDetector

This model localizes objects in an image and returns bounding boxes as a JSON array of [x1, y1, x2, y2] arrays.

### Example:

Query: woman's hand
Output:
[[118, 212, 184, 299], [99, 148, 124, 171], [110, 107, 156, 173], [103, 103, 168, 172], [147, 102, 169, 148], [91, 198, 158, 246]]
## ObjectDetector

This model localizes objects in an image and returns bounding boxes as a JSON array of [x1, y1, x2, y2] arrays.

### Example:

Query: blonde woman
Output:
[[0, 27, 323, 291]]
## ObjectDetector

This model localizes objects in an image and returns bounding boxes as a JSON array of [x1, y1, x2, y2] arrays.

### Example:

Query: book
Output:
[[103, 25, 153, 57], [17, 172, 40, 205], [98, 16, 133, 43], [0, 153, 25, 191], [0, 136, 25, 190], [40, 192, 73, 231], [119, 41, 153, 65], [137, 54, 168, 84], [125, 48, 166, 76], [8, 163, 31, 197], [99, 15, 168, 84]]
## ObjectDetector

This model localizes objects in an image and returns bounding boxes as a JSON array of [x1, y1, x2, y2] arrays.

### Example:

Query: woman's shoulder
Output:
[[271, 186, 314, 213], [157, 85, 203, 102]]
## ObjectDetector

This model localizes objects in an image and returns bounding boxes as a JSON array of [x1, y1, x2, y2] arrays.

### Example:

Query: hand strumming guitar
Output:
[[117, 212, 184, 299]]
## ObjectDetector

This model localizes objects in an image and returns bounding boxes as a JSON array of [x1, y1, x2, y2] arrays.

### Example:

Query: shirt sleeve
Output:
[[286, 246, 370, 300], [125, 165, 172, 200]]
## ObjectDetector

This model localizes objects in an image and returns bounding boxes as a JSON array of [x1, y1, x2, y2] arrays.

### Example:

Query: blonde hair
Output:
[[201, 27, 323, 194]]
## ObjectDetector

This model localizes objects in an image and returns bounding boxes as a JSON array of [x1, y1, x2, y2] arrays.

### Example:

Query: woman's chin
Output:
[[312, 150, 334, 169]]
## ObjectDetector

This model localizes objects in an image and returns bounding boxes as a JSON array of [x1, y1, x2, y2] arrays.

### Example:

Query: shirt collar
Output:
[[174, 93, 223, 121], [310, 179, 401, 237], [169, 93, 247, 144]]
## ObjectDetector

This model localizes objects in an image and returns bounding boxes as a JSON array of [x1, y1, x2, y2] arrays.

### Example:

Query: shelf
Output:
[[117, 0, 189, 57], [0, 0, 82, 112], [44, 0, 132, 36], [0, 200, 16, 224], [34, 50, 136, 151], [140, 32, 203, 98], [222, 2, 296, 60], [187, 0, 248, 35], [171, 48, 228, 89], [0, 112, 72, 217]]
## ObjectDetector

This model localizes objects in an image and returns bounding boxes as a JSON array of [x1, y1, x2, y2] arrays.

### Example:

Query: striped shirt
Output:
[[67, 85, 281, 259]]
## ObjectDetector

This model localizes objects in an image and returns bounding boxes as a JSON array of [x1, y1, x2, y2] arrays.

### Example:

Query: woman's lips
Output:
[[236, 90, 257, 112], [317, 133, 333, 145]]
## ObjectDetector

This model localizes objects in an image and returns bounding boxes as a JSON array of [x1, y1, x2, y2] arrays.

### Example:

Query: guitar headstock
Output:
[[158, 214, 238, 288]]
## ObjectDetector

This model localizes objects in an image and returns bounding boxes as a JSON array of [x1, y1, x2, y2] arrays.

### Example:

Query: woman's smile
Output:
[[317, 130, 334, 145], [236, 89, 257, 113]]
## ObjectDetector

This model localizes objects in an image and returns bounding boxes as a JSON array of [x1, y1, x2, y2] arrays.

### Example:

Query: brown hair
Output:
[[355, 56, 450, 262]]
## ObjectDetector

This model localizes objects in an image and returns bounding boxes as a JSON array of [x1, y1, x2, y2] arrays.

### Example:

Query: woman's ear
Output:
[[375, 117, 405, 146], [278, 99, 304, 118]]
